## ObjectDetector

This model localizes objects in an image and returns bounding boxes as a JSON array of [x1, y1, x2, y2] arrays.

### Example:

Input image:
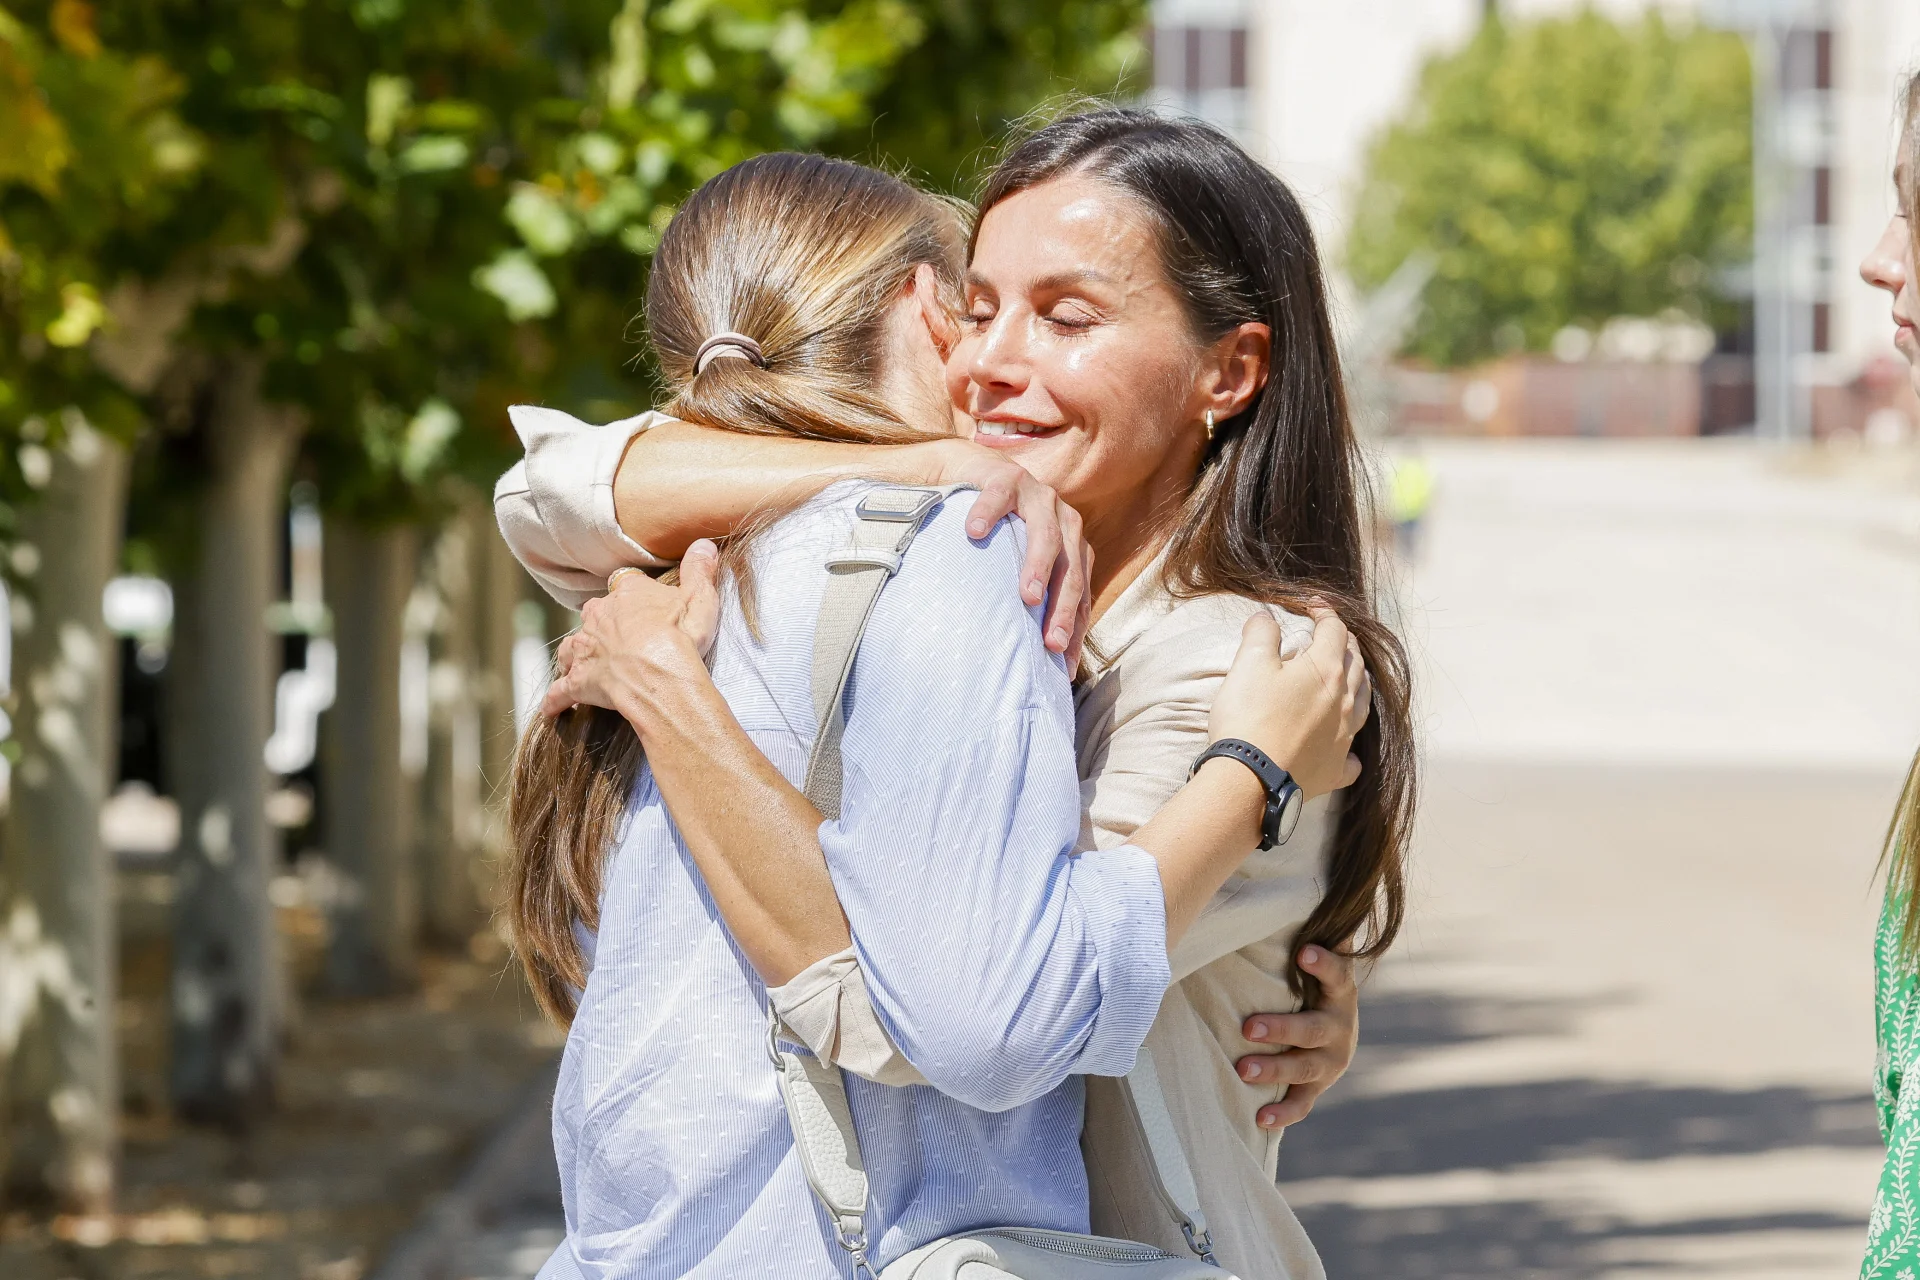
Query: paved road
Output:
[[408, 438, 1920, 1279], [1281, 438, 1920, 1278]]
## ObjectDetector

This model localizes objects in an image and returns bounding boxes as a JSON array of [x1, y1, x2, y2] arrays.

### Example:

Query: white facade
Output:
[[1155, 0, 1920, 385], [1831, 0, 1920, 382]]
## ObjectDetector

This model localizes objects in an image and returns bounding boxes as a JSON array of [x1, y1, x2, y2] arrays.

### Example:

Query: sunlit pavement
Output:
[[1279, 438, 1920, 1279]]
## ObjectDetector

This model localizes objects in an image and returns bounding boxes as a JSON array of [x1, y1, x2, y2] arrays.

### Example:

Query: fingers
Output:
[[1236, 1047, 1336, 1087], [1244, 1009, 1333, 1051], [1256, 1085, 1328, 1131], [1299, 943, 1358, 1004], [679, 540, 723, 657], [1064, 553, 1093, 679], [1041, 503, 1087, 656], [1236, 610, 1285, 664], [1306, 610, 1353, 666], [1017, 490, 1062, 613], [680, 540, 720, 589], [1345, 668, 1374, 740], [967, 470, 1019, 539], [539, 672, 576, 719]]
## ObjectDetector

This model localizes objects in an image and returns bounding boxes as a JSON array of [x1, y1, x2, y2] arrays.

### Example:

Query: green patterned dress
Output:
[[1866, 890, 1920, 1278]]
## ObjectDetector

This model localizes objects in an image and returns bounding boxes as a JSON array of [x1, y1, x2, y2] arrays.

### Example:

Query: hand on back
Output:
[[923, 439, 1093, 674], [542, 541, 724, 724], [1209, 608, 1371, 799]]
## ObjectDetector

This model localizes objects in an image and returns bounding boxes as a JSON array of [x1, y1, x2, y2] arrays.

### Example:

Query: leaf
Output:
[[400, 399, 459, 483], [45, 282, 106, 348], [505, 185, 577, 256], [473, 250, 556, 321], [47, 0, 99, 59], [0, 30, 71, 193], [366, 73, 410, 147], [607, 0, 648, 111], [575, 132, 624, 176], [396, 134, 469, 174]]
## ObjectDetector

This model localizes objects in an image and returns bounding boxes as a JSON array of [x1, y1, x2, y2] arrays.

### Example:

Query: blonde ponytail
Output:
[[507, 154, 968, 1023]]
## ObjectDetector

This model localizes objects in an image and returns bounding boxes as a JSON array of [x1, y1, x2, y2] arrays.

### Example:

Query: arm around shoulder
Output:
[[494, 405, 673, 609], [818, 496, 1170, 1111]]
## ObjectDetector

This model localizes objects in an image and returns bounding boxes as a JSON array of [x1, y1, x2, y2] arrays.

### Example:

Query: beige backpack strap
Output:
[[774, 483, 1217, 1273], [801, 485, 960, 820], [1119, 1055, 1218, 1266], [775, 485, 957, 1277]]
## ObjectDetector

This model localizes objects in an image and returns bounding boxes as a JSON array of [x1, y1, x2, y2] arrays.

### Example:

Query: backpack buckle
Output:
[[854, 486, 945, 524]]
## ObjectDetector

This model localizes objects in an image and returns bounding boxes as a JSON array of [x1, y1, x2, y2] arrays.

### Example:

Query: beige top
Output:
[[495, 407, 1333, 1280]]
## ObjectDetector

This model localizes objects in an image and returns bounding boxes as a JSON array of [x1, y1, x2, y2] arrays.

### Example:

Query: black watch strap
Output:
[[1190, 738, 1302, 850]]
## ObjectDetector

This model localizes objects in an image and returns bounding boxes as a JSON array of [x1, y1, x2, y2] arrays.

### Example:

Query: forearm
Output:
[[614, 422, 948, 560], [1130, 758, 1267, 949], [615, 641, 851, 985]]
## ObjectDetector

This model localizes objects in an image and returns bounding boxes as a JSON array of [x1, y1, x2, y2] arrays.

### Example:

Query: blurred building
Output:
[[1150, 0, 1920, 436]]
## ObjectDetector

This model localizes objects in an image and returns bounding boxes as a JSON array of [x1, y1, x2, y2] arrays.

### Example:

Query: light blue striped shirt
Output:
[[537, 485, 1171, 1279]]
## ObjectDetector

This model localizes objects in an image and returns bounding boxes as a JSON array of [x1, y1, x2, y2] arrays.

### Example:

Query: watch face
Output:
[[1276, 786, 1305, 845]]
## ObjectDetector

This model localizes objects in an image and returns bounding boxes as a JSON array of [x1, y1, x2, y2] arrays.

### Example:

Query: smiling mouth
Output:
[[975, 420, 1063, 438]]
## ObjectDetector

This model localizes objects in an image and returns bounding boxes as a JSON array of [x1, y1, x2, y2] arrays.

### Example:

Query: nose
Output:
[[967, 309, 1032, 399], [1860, 217, 1910, 296]]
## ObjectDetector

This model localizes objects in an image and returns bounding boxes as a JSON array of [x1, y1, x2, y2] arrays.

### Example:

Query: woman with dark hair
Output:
[[504, 109, 1415, 1276], [1856, 69, 1920, 1280]]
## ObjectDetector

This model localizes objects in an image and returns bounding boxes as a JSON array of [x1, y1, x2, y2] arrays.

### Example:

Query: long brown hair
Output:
[[978, 109, 1418, 999], [507, 154, 965, 1023], [1880, 73, 1920, 959]]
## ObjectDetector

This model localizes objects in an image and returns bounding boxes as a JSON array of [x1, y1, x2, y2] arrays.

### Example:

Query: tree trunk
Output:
[[419, 505, 488, 946], [322, 519, 419, 995], [168, 360, 301, 1126], [0, 419, 128, 1212]]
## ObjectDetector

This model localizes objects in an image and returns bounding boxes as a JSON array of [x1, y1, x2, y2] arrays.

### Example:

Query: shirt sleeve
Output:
[[817, 494, 1171, 1113], [493, 404, 676, 610]]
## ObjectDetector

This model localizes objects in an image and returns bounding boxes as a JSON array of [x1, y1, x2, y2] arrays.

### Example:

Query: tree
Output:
[[1345, 10, 1752, 368], [0, 0, 200, 1209], [824, 0, 1149, 193], [3, 0, 1158, 1163]]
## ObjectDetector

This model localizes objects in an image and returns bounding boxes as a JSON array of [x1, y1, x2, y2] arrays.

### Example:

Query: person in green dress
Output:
[[1860, 69, 1920, 1280]]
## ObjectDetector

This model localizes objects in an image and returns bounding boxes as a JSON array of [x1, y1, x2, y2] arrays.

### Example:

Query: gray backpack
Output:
[[771, 486, 1236, 1280]]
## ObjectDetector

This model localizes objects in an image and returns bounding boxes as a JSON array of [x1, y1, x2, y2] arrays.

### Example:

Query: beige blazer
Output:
[[494, 407, 1333, 1280]]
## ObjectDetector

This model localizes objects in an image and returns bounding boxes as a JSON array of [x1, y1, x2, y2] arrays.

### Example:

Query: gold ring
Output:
[[607, 566, 644, 592]]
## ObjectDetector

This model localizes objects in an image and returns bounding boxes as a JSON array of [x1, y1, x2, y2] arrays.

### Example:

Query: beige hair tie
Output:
[[693, 331, 768, 374]]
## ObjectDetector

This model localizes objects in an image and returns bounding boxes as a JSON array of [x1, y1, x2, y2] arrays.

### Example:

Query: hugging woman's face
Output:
[[946, 174, 1218, 527], [1860, 130, 1920, 396]]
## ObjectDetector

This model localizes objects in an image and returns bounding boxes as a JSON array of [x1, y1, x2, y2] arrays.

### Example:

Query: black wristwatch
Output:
[[1190, 738, 1304, 850]]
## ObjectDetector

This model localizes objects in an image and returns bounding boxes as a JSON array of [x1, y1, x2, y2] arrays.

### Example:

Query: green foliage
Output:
[[4, 0, 1145, 542], [1346, 11, 1753, 368], [0, 2, 200, 560], [822, 0, 1151, 193]]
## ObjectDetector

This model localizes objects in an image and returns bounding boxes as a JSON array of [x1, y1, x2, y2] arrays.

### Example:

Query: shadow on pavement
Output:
[[1292, 1201, 1866, 1280], [1278, 990, 1877, 1278]]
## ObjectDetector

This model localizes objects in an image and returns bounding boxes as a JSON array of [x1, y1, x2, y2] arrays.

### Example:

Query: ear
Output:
[[907, 263, 960, 360], [1200, 322, 1272, 424]]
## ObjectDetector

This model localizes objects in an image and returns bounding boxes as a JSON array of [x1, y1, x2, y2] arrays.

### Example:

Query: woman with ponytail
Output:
[[502, 146, 1374, 1279], [1858, 70, 1920, 1280]]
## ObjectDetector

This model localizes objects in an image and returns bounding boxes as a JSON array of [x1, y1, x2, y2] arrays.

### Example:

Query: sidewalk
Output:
[[1278, 438, 1918, 1277]]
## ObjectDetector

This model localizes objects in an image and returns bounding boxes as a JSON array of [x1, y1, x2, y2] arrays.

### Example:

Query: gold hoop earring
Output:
[[1204, 409, 1216, 441]]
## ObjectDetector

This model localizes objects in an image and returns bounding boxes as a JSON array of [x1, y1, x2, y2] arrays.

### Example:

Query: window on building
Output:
[[1148, 21, 1250, 132], [1784, 27, 1835, 93]]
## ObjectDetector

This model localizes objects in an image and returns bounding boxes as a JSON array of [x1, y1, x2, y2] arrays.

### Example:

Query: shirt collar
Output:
[[1080, 540, 1178, 681]]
